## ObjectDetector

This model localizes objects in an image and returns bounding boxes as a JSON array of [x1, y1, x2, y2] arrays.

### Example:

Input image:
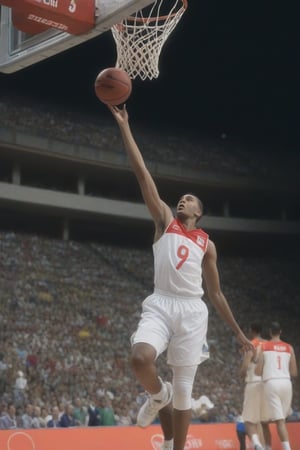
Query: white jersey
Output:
[[262, 340, 292, 381], [153, 218, 209, 298]]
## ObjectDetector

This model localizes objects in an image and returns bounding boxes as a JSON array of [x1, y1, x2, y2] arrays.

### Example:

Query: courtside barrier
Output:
[[0, 422, 299, 449]]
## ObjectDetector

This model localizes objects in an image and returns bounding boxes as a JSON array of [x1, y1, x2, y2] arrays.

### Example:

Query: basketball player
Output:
[[108, 104, 253, 450], [255, 321, 298, 450], [240, 322, 270, 450]]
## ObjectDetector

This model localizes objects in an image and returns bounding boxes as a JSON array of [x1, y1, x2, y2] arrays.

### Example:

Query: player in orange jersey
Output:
[[255, 321, 298, 450], [108, 104, 253, 450]]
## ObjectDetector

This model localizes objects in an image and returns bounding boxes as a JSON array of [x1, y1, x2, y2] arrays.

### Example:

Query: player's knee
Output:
[[130, 353, 146, 372], [130, 343, 156, 372], [173, 382, 193, 410], [172, 365, 197, 410]]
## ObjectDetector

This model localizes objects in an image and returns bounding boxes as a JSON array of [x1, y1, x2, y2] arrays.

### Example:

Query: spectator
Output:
[[98, 397, 116, 426], [0, 403, 17, 429], [191, 395, 216, 422], [21, 403, 33, 428], [87, 400, 102, 427], [31, 405, 46, 428], [14, 370, 27, 406], [115, 406, 133, 426], [59, 404, 77, 427], [73, 397, 88, 426], [47, 406, 61, 428]]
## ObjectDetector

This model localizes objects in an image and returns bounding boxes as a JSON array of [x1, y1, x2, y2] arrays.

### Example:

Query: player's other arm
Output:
[[202, 240, 253, 351], [108, 105, 172, 233], [254, 351, 264, 376], [240, 351, 253, 378], [290, 346, 298, 377]]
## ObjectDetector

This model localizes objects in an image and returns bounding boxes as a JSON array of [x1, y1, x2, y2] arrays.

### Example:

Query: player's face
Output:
[[176, 194, 201, 220]]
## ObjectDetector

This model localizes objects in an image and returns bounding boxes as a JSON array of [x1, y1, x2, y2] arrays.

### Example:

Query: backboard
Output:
[[0, 0, 155, 73]]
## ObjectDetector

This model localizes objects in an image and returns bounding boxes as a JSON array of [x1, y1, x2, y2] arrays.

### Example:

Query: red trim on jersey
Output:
[[165, 219, 209, 252], [263, 340, 291, 353], [251, 338, 265, 349]]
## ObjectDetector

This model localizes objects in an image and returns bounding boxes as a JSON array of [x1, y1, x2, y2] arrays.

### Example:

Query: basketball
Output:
[[94, 67, 132, 106]]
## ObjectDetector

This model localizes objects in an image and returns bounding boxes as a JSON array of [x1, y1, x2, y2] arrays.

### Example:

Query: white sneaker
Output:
[[137, 381, 173, 428]]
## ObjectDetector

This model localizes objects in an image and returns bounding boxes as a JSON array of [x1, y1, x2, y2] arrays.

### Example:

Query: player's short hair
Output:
[[270, 321, 281, 336], [250, 322, 262, 335], [197, 198, 204, 215], [184, 192, 204, 218]]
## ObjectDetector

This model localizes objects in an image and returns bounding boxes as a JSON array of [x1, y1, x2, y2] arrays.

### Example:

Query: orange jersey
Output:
[[252, 338, 265, 349]]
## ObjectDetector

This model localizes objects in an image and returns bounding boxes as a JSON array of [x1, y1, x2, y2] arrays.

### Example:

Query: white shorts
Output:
[[242, 382, 263, 423], [262, 378, 292, 421], [131, 292, 209, 366]]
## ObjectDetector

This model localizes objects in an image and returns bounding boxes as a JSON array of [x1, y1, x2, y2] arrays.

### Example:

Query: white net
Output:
[[111, 0, 187, 80]]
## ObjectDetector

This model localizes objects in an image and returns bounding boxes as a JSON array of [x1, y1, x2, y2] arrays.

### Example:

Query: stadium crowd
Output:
[[0, 230, 299, 429], [0, 94, 297, 180]]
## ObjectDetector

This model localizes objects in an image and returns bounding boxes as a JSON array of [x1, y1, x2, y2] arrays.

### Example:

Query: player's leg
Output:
[[167, 298, 208, 450], [275, 419, 290, 450], [261, 383, 272, 450], [130, 342, 173, 428], [275, 380, 293, 450], [261, 421, 272, 450], [159, 403, 174, 449], [130, 293, 170, 393], [171, 365, 198, 450], [130, 341, 161, 392], [243, 383, 265, 450], [173, 409, 191, 450], [245, 422, 264, 450], [130, 294, 173, 428], [264, 379, 292, 450]]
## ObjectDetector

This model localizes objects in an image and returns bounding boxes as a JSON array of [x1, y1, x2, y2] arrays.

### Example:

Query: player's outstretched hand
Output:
[[107, 104, 128, 126], [236, 331, 254, 353]]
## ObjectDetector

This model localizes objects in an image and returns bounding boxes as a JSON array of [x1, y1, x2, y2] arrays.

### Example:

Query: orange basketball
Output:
[[94, 67, 132, 106]]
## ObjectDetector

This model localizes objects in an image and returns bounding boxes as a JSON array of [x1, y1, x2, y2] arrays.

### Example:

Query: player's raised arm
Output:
[[108, 105, 172, 235]]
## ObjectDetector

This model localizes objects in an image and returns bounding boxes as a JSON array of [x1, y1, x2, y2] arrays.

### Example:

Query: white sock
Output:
[[281, 441, 291, 450], [265, 446, 272, 450], [162, 438, 173, 449], [152, 379, 167, 402], [252, 434, 263, 447]]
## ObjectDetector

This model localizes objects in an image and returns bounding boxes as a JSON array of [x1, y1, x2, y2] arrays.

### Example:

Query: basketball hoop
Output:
[[111, 0, 188, 80]]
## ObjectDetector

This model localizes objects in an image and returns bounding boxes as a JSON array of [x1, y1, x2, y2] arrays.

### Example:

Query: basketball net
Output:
[[111, 0, 187, 80]]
